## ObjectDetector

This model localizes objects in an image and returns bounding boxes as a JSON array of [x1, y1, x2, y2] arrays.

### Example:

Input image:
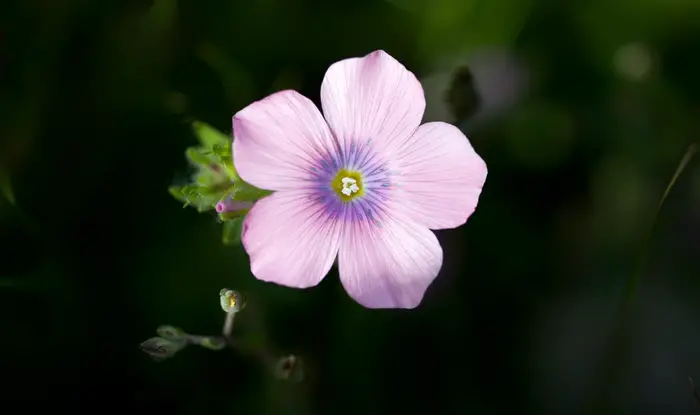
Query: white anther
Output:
[[340, 176, 360, 196]]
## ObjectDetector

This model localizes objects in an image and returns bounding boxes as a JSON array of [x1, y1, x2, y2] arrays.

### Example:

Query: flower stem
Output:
[[222, 309, 236, 339], [584, 144, 698, 414]]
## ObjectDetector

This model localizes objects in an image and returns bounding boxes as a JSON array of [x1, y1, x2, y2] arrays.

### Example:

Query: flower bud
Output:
[[140, 337, 186, 361], [215, 198, 253, 214], [219, 289, 245, 313], [156, 325, 187, 341]]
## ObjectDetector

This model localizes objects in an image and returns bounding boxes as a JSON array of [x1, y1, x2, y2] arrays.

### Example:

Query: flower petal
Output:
[[337, 208, 442, 309], [320, 50, 425, 157], [233, 90, 338, 191], [242, 190, 342, 288], [396, 122, 487, 230]]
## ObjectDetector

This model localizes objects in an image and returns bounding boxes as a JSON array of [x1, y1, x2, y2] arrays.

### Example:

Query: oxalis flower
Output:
[[232, 50, 487, 309]]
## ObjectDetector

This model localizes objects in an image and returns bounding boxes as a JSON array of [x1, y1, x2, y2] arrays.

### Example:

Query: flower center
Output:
[[331, 169, 364, 202]]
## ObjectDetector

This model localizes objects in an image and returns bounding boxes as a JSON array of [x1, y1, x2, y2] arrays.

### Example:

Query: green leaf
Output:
[[192, 121, 229, 149], [222, 217, 244, 245]]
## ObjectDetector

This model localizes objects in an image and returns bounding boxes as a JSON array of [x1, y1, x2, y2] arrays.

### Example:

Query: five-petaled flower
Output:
[[232, 50, 487, 309]]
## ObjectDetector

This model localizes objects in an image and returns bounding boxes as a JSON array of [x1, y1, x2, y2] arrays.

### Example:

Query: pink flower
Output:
[[232, 50, 487, 309]]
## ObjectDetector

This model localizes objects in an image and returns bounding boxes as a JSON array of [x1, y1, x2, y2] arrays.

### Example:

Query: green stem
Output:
[[584, 144, 698, 414], [222, 309, 237, 339]]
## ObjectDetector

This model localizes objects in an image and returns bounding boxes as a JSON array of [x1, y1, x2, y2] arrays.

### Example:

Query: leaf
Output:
[[222, 217, 244, 245], [192, 121, 229, 149]]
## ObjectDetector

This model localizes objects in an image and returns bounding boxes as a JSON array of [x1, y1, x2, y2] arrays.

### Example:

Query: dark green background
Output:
[[2, 0, 700, 414]]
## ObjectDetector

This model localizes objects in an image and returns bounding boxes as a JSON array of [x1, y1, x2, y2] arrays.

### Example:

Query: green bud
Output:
[[198, 336, 227, 351], [274, 355, 304, 382], [219, 289, 245, 313], [156, 325, 187, 341], [140, 337, 186, 360]]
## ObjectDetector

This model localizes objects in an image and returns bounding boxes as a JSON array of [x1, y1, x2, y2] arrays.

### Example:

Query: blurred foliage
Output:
[[1, 0, 700, 414]]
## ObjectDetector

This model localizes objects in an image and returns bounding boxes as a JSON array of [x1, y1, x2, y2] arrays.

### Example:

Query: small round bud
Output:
[[140, 337, 186, 360], [219, 289, 245, 313], [274, 354, 304, 382]]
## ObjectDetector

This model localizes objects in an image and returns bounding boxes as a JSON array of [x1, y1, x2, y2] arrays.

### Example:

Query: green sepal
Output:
[[231, 181, 272, 202], [170, 183, 231, 213], [222, 217, 244, 245], [218, 209, 249, 222], [186, 147, 216, 167]]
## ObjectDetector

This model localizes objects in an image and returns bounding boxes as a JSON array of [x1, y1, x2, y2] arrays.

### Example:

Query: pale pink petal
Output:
[[320, 50, 425, 156], [337, 208, 442, 309], [396, 122, 487, 230], [242, 190, 342, 288], [233, 90, 338, 191]]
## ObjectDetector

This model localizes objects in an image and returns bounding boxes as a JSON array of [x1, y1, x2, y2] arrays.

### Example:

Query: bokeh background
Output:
[[2, 0, 700, 413]]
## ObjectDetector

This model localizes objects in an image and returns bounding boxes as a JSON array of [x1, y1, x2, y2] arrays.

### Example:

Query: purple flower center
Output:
[[305, 139, 394, 226]]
